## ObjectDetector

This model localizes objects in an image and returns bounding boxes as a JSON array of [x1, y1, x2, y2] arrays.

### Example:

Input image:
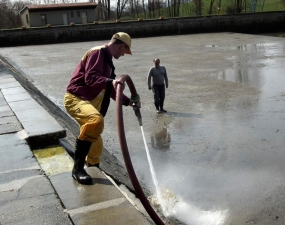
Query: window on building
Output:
[[77, 11, 80, 17], [26, 14, 29, 24], [71, 11, 74, 17]]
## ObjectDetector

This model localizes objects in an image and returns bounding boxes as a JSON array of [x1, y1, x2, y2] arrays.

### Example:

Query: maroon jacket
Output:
[[66, 45, 130, 116]]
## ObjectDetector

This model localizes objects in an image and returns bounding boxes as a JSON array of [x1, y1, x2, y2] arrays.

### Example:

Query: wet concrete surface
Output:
[[1, 32, 285, 224], [0, 68, 157, 225]]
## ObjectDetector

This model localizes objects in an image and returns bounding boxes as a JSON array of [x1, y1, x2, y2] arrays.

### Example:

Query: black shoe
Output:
[[160, 109, 167, 113], [73, 139, 93, 184], [72, 168, 92, 184]]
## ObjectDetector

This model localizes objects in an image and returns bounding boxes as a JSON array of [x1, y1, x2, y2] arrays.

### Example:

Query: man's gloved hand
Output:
[[113, 79, 125, 90], [130, 94, 141, 107]]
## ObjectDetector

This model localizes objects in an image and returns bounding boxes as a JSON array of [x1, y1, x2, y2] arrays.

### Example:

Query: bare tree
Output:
[[167, 0, 172, 17], [0, 0, 25, 28], [208, 0, 216, 14], [141, 0, 146, 18], [156, 0, 161, 17], [133, 0, 140, 18], [116, 0, 128, 19]]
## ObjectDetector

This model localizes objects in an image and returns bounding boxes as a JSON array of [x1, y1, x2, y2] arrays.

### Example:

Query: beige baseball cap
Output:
[[112, 32, 132, 54]]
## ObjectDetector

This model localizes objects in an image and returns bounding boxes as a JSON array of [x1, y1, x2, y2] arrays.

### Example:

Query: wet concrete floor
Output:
[[1, 32, 285, 225]]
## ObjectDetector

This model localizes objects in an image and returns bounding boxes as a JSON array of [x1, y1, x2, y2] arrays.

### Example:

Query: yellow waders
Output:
[[64, 91, 105, 165]]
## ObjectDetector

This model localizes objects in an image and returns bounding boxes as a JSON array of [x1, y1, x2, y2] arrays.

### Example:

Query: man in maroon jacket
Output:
[[64, 32, 138, 184]]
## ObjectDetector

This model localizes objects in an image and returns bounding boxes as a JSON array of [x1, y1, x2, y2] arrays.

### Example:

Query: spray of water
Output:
[[140, 126, 228, 225], [140, 126, 166, 212]]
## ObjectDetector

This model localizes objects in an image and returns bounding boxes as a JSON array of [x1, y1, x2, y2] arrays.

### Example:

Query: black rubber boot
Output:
[[72, 139, 92, 184]]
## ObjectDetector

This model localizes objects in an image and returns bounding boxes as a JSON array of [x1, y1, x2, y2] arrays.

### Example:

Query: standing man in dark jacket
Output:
[[148, 58, 168, 113], [64, 32, 140, 184]]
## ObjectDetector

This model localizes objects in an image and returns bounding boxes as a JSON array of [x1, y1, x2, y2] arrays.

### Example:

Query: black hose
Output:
[[116, 75, 165, 225]]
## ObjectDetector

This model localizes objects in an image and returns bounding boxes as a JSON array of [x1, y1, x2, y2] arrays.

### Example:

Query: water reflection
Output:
[[236, 44, 266, 52], [151, 127, 171, 151], [215, 69, 249, 84]]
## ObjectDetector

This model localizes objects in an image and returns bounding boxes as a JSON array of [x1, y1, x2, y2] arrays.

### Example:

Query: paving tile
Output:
[[0, 133, 38, 172], [0, 91, 6, 106], [0, 177, 52, 202], [0, 77, 15, 83], [50, 169, 123, 210], [71, 200, 153, 225], [0, 81, 21, 89], [12, 107, 51, 122], [0, 133, 24, 147], [9, 99, 40, 110], [0, 73, 13, 79], [0, 105, 11, 112], [0, 193, 72, 225], [22, 117, 65, 137], [0, 115, 22, 134], [0, 105, 13, 117], [0, 115, 18, 125], [3, 92, 32, 103], [1, 86, 26, 95]]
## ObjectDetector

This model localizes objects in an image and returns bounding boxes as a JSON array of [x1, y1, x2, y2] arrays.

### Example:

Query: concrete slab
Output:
[[0, 73, 13, 79], [50, 169, 125, 210], [0, 81, 21, 89], [0, 114, 18, 125], [70, 200, 153, 225], [0, 169, 42, 192], [9, 99, 41, 110], [0, 105, 11, 112], [0, 132, 25, 147], [0, 133, 39, 173], [0, 76, 67, 146], [0, 91, 6, 106], [0, 192, 72, 225], [22, 117, 65, 137], [1, 86, 26, 95], [0, 77, 15, 83], [0, 177, 53, 202], [3, 92, 32, 102], [0, 105, 14, 117], [0, 115, 22, 134], [13, 107, 53, 122]]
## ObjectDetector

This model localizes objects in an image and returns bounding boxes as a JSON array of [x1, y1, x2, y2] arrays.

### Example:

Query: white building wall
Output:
[[28, 9, 96, 27], [20, 8, 30, 27]]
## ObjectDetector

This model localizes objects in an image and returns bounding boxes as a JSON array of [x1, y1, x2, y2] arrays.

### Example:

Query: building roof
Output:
[[20, 2, 98, 14]]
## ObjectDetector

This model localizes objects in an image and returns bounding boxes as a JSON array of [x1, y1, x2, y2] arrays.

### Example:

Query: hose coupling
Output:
[[132, 101, 142, 126]]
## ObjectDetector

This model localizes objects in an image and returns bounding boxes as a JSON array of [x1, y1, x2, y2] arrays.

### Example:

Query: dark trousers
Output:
[[152, 84, 165, 110]]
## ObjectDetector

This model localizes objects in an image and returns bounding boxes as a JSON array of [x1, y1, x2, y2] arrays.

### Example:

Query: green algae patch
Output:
[[33, 146, 73, 176]]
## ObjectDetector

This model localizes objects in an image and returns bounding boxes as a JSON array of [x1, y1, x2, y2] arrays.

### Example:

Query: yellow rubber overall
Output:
[[64, 91, 105, 165]]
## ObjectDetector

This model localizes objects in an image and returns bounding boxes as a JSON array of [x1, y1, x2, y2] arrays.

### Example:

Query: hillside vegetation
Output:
[[132, 0, 285, 20]]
